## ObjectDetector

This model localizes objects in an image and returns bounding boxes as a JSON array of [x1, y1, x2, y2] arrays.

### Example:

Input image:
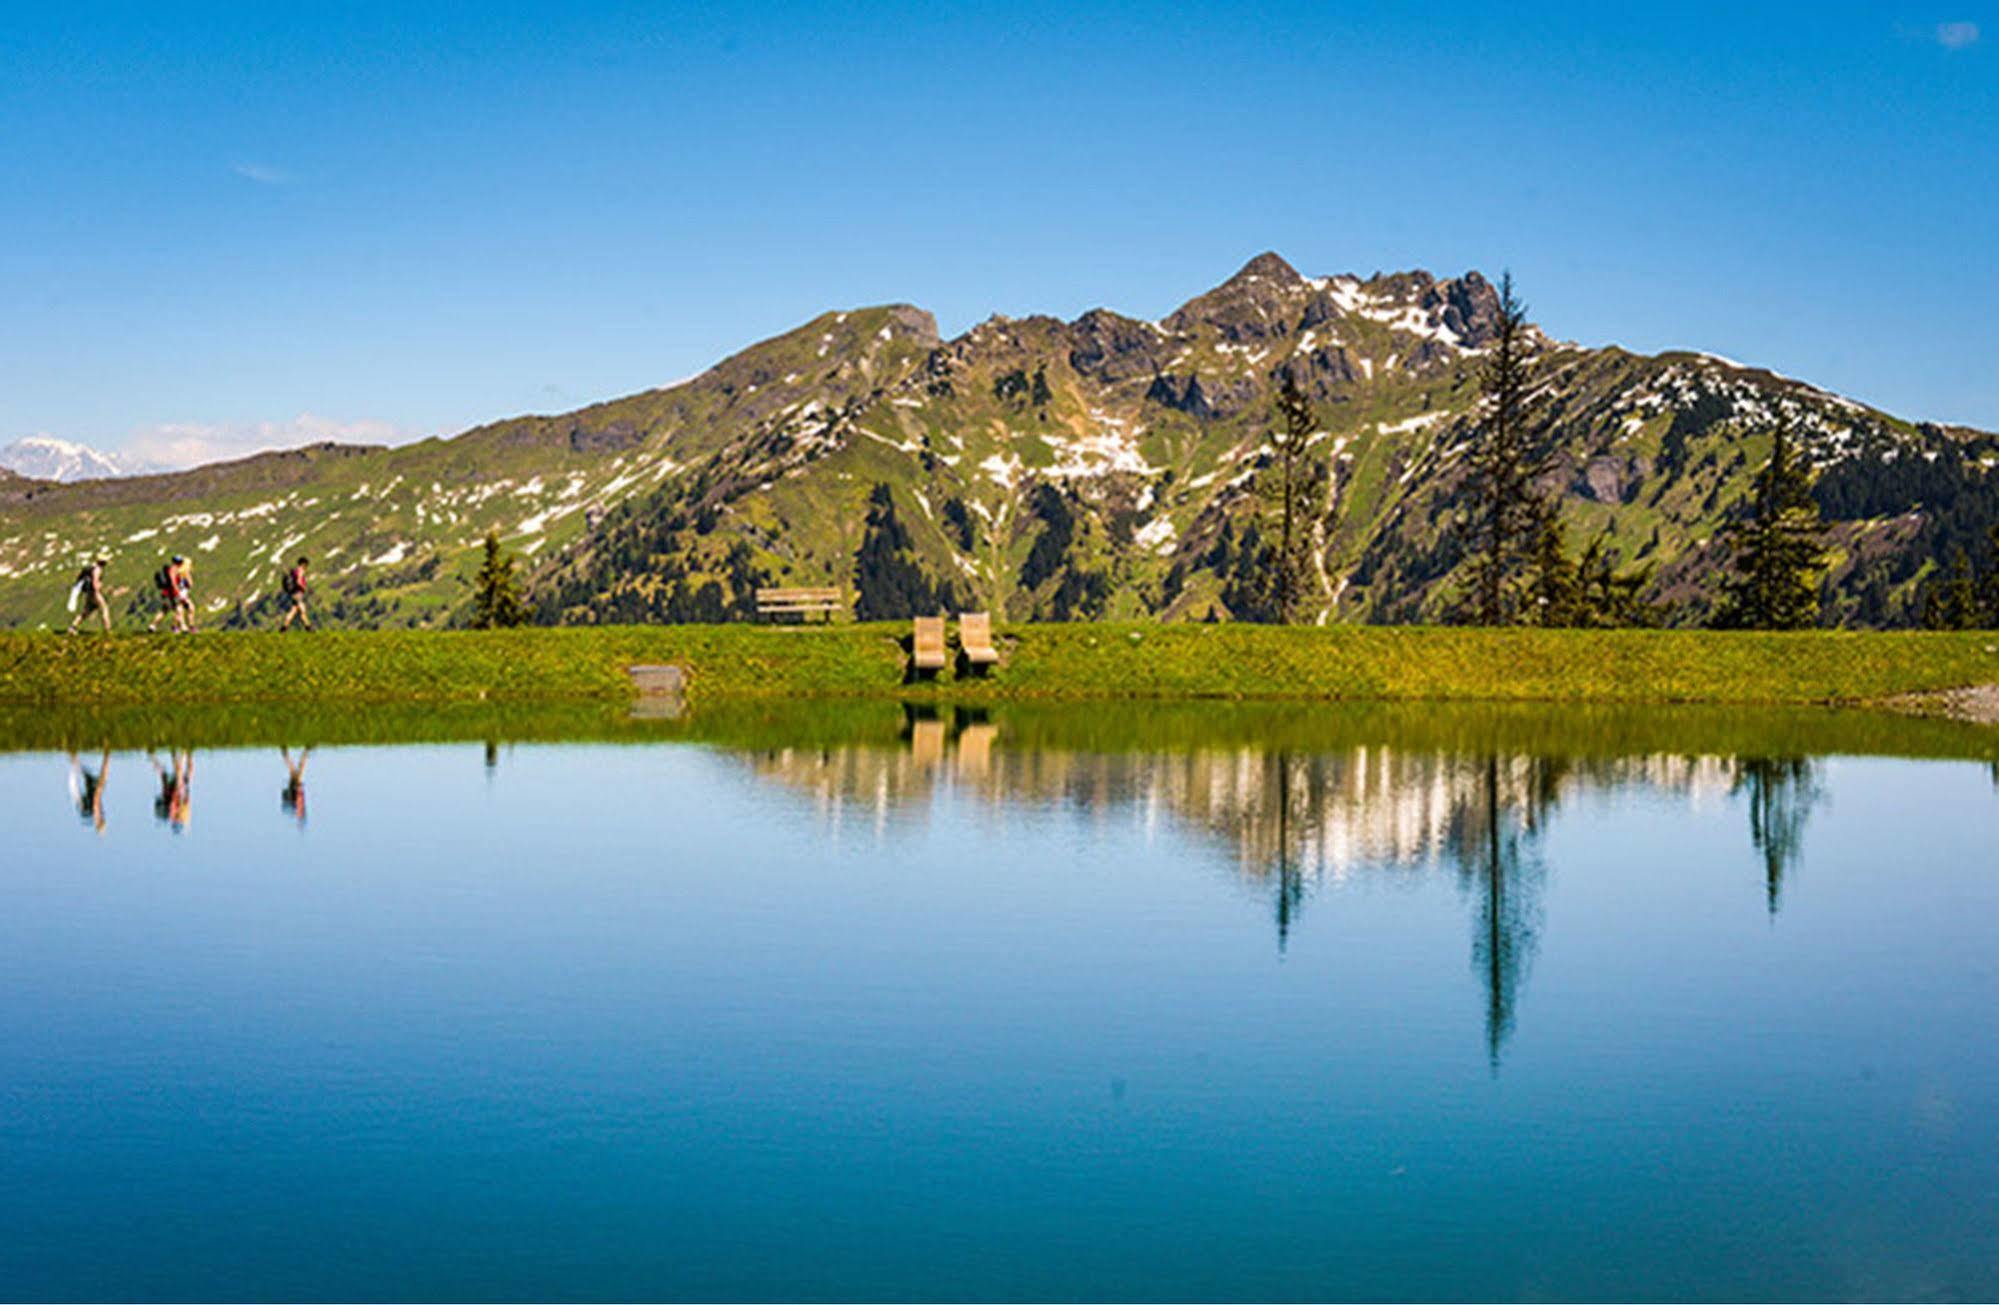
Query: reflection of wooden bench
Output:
[[756, 587, 845, 622], [912, 615, 947, 672], [958, 612, 998, 668]]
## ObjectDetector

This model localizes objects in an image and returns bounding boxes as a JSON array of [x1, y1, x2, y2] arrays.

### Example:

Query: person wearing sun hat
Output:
[[65, 555, 112, 634]]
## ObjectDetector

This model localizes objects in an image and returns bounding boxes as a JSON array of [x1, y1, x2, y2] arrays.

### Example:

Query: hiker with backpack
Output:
[[277, 556, 313, 631], [147, 557, 186, 633], [173, 557, 196, 631], [66, 557, 112, 634]]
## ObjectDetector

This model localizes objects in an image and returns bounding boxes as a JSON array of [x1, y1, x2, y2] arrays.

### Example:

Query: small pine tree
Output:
[[1924, 546, 1979, 630], [853, 483, 948, 621], [1986, 524, 1999, 628], [1576, 537, 1656, 627], [1712, 424, 1825, 630], [1527, 506, 1584, 627], [1462, 272, 1543, 625], [471, 530, 528, 628]]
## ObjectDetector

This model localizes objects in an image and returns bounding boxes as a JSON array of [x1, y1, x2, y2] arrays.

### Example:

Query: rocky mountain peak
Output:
[[1163, 251, 1312, 343], [1229, 251, 1307, 288], [882, 304, 942, 347]]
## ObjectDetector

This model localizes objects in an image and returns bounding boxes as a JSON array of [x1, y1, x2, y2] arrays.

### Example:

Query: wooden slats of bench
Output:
[[756, 587, 846, 620]]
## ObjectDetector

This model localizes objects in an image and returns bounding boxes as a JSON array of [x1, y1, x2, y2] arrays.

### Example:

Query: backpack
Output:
[[282, 567, 303, 597], [153, 565, 173, 593]]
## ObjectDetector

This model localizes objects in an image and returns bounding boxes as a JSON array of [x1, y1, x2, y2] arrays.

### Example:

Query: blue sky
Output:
[[2, 2, 1993, 466]]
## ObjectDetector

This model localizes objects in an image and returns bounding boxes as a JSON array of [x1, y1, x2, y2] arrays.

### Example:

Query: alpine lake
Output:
[[2, 697, 1996, 1302]]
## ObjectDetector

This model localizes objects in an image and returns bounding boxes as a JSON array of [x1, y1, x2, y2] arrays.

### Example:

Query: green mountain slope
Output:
[[4, 254, 1994, 629]]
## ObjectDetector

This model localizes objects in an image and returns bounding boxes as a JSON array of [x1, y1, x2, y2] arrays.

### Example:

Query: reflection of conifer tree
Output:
[[1445, 754, 1555, 1070], [1732, 757, 1821, 915], [1271, 751, 1306, 952]]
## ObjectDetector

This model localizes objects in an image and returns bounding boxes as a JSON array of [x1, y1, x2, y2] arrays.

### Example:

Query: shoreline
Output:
[[4, 624, 1998, 714]]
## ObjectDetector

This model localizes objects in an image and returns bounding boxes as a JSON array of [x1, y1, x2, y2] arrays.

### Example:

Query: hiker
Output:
[[173, 556, 196, 632], [147, 557, 184, 633], [281, 746, 309, 827], [68, 747, 110, 834], [277, 556, 313, 630], [66, 556, 112, 634], [149, 749, 193, 832]]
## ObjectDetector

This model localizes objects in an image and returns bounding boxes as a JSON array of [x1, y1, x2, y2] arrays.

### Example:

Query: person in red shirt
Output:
[[277, 556, 314, 631]]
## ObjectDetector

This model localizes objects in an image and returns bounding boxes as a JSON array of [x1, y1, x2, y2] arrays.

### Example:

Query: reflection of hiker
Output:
[[68, 747, 110, 833], [147, 558, 186, 633], [277, 556, 313, 631], [281, 746, 309, 827], [66, 557, 112, 634], [149, 749, 193, 832]]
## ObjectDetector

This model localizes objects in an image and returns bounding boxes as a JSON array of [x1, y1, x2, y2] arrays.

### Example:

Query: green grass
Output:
[[4, 622, 1999, 711]]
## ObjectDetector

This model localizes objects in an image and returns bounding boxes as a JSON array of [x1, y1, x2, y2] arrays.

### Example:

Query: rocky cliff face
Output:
[[1, 255, 1992, 629]]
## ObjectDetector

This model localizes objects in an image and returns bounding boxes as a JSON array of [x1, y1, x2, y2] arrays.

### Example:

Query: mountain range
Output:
[[2, 252, 1994, 630], [0, 436, 153, 484]]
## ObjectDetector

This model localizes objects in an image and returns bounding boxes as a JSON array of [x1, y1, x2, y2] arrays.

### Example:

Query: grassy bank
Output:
[[4, 623, 1998, 710], [5, 697, 1996, 763]]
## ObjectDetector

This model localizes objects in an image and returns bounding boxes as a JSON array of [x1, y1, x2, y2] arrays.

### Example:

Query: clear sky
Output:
[[2, 2, 1993, 467]]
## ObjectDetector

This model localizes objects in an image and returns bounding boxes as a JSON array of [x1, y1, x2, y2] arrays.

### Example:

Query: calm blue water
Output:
[[2, 712, 1997, 1301]]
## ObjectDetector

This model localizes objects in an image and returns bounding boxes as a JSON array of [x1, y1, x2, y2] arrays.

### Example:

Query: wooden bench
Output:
[[756, 587, 845, 622], [959, 611, 999, 668], [911, 615, 948, 672]]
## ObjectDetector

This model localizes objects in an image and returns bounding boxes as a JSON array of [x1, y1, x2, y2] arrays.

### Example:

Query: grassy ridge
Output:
[[2, 623, 1997, 709]]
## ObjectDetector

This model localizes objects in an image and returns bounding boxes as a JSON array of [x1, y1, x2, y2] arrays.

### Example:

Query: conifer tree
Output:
[[1712, 424, 1825, 630], [854, 483, 948, 621], [1576, 537, 1656, 628], [1527, 506, 1583, 627], [1924, 546, 1979, 629], [1259, 370, 1326, 624], [471, 530, 528, 628], [1463, 272, 1542, 624], [1985, 524, 1999, 628]]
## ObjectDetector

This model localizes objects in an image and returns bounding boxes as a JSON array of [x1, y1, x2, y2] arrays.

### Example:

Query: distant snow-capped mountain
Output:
[[0, 436, 151, 482]]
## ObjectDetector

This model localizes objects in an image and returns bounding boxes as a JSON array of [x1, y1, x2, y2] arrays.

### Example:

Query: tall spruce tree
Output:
[[1463, 272, 1542, 624], [1261, 370, 1326, 624], [1712, 423, 1825, 630], [470, 530, 528, 628]]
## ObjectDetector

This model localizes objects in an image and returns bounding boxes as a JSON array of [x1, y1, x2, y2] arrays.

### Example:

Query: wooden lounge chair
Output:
[[958, 611, 999, 668], [911, 615, 947, 672]]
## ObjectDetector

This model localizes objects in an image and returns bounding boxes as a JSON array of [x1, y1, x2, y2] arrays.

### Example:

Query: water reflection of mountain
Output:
[[739, 720, 1825, 1067], [742, 730, 1746, 881]]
